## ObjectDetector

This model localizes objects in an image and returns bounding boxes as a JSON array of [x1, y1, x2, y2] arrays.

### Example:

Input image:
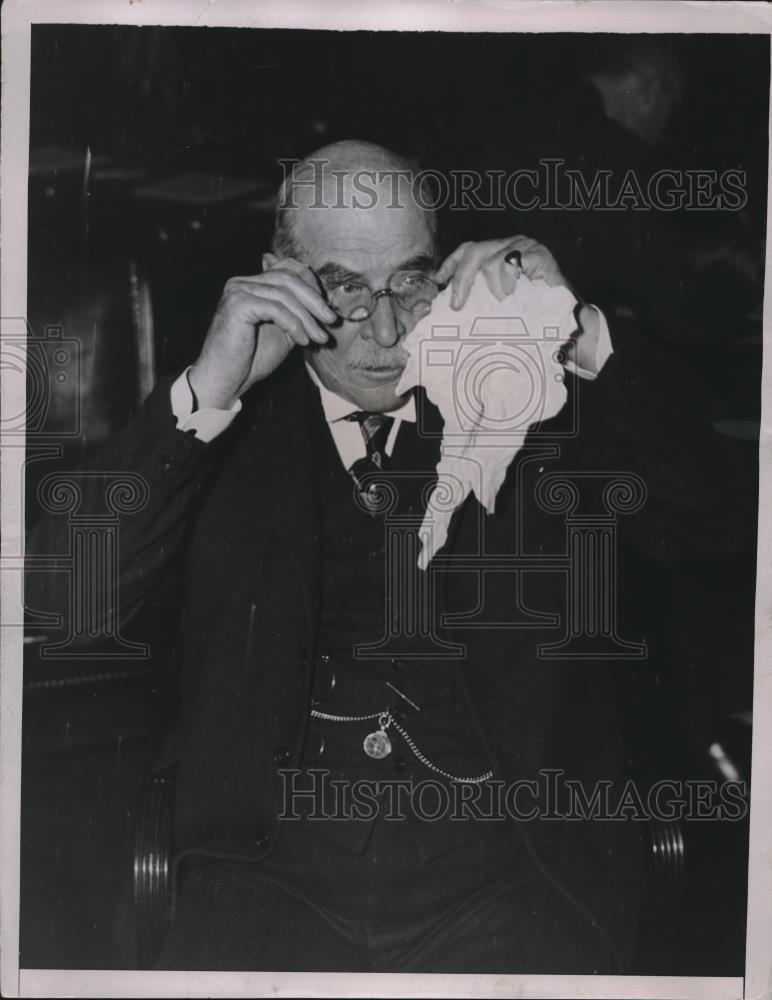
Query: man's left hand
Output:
[[435, 236, 572, 310], [435, 235, 604, 375]]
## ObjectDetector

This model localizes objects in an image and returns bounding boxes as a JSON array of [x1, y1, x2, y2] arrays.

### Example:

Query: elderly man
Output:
[[26, 140, 748, 973]]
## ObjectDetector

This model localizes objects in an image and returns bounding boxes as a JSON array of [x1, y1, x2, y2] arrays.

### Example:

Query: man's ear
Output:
[[262, 252, 279, 272]]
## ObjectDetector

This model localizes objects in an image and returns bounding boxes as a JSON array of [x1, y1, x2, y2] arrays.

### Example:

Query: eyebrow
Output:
[[399, 252, 439, 272], [316, 252, 438, 286], [316, 262, 364, 285]]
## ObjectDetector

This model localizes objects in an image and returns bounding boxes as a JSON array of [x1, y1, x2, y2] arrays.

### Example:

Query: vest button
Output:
[[272, 746, 292, 765], [390, 659, 404, 672], [255, 832, 270, 850], [161, 455, 177, 471], [393, 756, 407, 771]]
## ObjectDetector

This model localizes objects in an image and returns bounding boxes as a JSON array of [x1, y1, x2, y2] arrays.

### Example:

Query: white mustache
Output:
[[348, 350, 409, 372]]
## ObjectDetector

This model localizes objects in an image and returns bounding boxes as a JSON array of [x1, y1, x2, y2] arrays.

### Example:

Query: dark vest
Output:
[[293, 389, 506, 861]]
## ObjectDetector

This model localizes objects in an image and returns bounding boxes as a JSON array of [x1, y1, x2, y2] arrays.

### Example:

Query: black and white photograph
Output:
[[1, 2, 771, 997]]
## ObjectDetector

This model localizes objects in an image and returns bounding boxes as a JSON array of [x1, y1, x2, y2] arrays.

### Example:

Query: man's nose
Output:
[[361, 294, 405, 348]]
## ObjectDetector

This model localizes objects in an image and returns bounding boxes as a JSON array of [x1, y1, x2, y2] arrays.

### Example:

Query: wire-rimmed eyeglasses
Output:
[[321, 271, 445, 323]]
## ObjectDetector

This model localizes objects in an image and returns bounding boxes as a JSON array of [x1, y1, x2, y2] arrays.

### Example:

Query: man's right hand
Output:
[[188, 258, 336, 410]]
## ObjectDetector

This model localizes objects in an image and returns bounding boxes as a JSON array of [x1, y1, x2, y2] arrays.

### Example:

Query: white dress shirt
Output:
[[304, 364, 416, 467], [171, 308, 613, 456]]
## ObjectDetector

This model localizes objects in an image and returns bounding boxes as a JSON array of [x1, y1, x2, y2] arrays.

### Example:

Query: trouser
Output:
[[156, 812, 618, 973]]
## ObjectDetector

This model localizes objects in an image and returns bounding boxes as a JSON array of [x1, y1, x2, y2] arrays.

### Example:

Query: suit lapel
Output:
[[250, 358, 323, 656]]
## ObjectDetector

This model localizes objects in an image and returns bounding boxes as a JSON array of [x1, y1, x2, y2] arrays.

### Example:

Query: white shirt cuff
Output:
[[563, 305, 614, 381], [170, 367, 242, 443]]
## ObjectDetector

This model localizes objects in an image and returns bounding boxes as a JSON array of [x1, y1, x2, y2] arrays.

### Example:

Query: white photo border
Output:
[[2, 2, 770, 998]]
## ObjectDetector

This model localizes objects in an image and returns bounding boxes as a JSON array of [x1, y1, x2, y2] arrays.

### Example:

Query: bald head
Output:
[[290, 139, 417, 176], [273, 140, 438, 259]]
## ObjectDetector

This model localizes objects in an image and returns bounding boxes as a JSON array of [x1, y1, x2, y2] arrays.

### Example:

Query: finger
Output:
[[515, 247, 551, 282], [435, 242, 473, 285], [268, 256, 309, 274], [265, 256, 321, 294], [502, 237, 540, 276], [264, 257, 340, 313], [502, 239, 560, 285], [237, 271, 337, 325], [261, 270, 337, 323], [503, 236, 541, 253], [449, 243, 489, 310], [223, 292, 311, 358], [481, 255, 516, 301], [252, 294, 314, 348], [244, 284, 329, 344], [236, 272, 331, 323], [231, 288, 311, 346]]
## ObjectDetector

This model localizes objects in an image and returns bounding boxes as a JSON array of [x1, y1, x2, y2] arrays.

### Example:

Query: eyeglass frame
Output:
[[315, 268, 447, 324]]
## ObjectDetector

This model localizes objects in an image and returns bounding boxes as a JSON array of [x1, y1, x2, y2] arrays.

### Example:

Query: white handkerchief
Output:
[[396, 272, 577, 568]]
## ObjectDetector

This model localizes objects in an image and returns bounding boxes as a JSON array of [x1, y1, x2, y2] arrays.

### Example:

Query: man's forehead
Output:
[[293, 204, 435, 275]]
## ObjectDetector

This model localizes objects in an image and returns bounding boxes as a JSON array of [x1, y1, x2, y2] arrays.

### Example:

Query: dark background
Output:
[[22, 25, 767, 973]]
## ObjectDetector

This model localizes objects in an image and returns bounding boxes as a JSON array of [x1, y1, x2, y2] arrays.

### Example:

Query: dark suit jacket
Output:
[[25, 314, 753, 969]]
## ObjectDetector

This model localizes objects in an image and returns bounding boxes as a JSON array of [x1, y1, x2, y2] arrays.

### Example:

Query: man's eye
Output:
[[335, 282, 365, 297], [395, 272, 430, 290]]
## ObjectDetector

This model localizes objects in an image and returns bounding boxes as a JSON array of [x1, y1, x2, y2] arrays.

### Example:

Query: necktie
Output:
[[345, 411, 394, 512], [345, 411, 395, 471]]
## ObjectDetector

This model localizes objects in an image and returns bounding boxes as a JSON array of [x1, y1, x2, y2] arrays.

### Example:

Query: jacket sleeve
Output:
[[550, 315, 757, 562], [24, 376, 220, 643]]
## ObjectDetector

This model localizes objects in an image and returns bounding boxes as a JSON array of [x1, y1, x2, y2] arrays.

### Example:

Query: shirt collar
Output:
[[305, 362, 416, 425]]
